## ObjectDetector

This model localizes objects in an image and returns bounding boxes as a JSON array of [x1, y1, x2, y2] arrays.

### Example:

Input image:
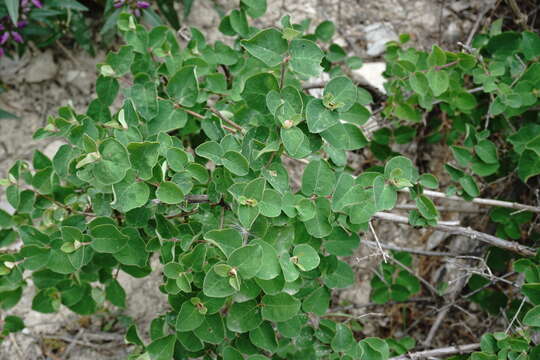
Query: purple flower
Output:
[[31, 0, 42, 8], [21, 0, 29, 6], [0, 32, 9, 45], [113, 0, 125, 8], [133, 8, 141, 17], [17, 20, 28, 28], [136, 1, 150, 9], [11, 31, 23, 43]]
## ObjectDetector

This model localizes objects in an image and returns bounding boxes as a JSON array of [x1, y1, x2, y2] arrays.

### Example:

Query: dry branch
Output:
[[373, 212, 535, 257], [389, 343, 480, 360]]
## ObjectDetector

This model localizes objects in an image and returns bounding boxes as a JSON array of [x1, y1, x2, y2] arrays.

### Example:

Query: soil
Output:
[[0, 0, 518, 358]]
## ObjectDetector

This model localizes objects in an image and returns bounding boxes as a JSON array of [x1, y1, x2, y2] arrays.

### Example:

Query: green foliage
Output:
[[1, 5, 540, 360]]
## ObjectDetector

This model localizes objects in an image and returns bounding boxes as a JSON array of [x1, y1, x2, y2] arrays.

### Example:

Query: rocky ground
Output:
[[0, 0, 508, 358]]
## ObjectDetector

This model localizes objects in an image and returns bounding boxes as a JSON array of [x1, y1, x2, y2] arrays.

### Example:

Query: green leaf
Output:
[[426, 69, 449, 96], [301, 159, 335, 196], [427, 45, 446, 67], [126, 81, 158, 120], [459, 175, 480, 197], [474, 140, 498, 164], [518, 150, 540, 182], [394, 103, 421, 123], [324, 227, 360, 256], [96, 76, 119, 106], [147, 335, 175, 360], [166, 148, 189, 172], [384, 156, 415, 184], [409, 72, 430, 96], [304, 197, 333, 238], [240, 29, 288, 67], [242, 73, 279, 113], [315, 20, 335, 42], [93, 139, 131, 185], [324, 260, 355, 288], [292, 244, 320, 271], [105, 279, 126, 308], [415, 195, 439, 220], [332, 323, 355, 352], [373, 176, 397, 211], [226, 300, 262, 333], [229, 244, 263, 279], [249, 321, 278, 352], [167, 66, 199, 107], [5, 0, 19, 25], [223, 151, 249, 176], [261, 292, 301, 322], [281, 128, 312, 159], [204, 228, 243, 257], [419, 174, 439, 189], [259, 189, 282, 218], [521, 31, 540, 61], [156, 181, 184, 204], [289, 39, 324, 78], [230, 9, 249, 37], [223, 346, 244, 360], [323, 76, 357, 112], [523, 305, 540, 327], [90, 224, 128, 253], [196, 141, 224, 164], [203, 267, 237, 298], [241, 0, 267, 18], [252, 239, 281, 280], [302, 286, 330, 315], [306, 99, 339, 133], [127, 142, 160, 180], [358, 337, 390, 360], [176, 301, 205, 331]]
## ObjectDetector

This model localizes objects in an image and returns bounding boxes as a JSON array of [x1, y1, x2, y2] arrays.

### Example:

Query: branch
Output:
[[207, 106, 244, 133], [362, 240, 476, 257], [389, 343, 480, 360], [400, 188, 540, 214], [373, 212, 536, 257]]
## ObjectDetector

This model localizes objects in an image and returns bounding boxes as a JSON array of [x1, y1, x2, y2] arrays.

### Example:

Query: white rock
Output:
[[43, 140, 66, 159], [444, 22, 462, 43], [0, 198, 14, 214], [364, 22, 398, 57], [24, 50, 58, 83], [352, 62, 387, 94]]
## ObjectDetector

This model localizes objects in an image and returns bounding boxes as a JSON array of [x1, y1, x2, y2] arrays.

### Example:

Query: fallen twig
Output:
[[362, 239, 476, 257]]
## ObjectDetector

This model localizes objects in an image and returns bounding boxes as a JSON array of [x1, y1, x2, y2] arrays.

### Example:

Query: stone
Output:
[[24, 50, 58, 83], [363, 22, 398, 57], [43, 140, 66, 159], [444, 22, 462, 43], [351, 62, 386, 94]]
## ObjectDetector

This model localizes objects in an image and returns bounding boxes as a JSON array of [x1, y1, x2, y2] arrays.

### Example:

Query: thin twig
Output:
[[207, 106, 244, 132], [400, 188, 540, 213], [362, 239, 475, 257], [389, 343, 480, 360], [373, 211, 535, 257], [465, 3, 495, 46], [369, 221, 389, 263], [394, 203, 486, 213], [506, 297, 527, 334], [62, 329, 84, 359], [9, 333, 24, 360]]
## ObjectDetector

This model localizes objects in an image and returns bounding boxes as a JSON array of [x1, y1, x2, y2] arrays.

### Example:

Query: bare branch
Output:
[[400, 188, 540, 214], [373, 211, 536, 257], [362, 240, 475, 257], [389, 343, 480, 360]]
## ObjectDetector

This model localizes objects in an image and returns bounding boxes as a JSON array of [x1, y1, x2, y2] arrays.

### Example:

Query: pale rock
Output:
[[363, 22, 398, 57], [444, 22, 462, 43], [65, 69, 93, 93], [43, 140, 66, 159], [24, 50, 58, 83], [351, 62, 386, 94]]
